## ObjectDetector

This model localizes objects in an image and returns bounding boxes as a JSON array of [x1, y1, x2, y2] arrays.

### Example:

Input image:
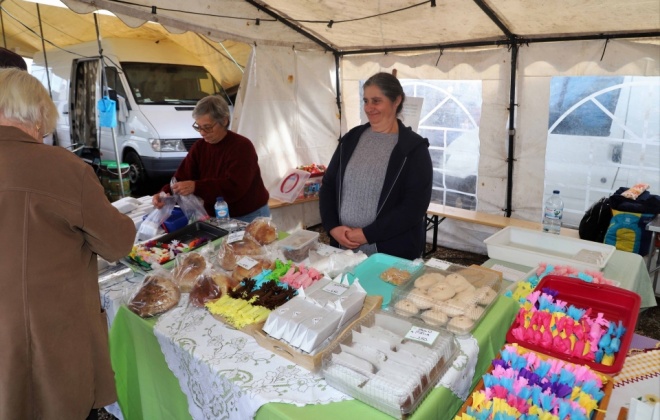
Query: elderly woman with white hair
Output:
[[152, 94, 270, 222], [0, 68, 136, 420]]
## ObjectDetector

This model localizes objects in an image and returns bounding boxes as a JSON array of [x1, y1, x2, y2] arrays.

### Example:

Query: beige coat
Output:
[[0, 126, 136, 419]]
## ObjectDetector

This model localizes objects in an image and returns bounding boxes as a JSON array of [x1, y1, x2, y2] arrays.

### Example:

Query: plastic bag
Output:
[[189, 267, 240, 308], [172, 251, 207, 293], [127, 268, 181, 318], [245, 217, 278, 245], [216, 234, 266, 271], [97, 96, 117, 128], [137, 193, 176, 241], [170, 177, 209, 223]]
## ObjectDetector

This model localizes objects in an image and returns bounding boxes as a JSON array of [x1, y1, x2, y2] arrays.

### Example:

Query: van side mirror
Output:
[[107, 89, 119, 110]]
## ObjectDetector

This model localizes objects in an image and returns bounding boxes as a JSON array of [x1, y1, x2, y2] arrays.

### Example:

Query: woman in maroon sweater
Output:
[[152, 95, 270, 221]]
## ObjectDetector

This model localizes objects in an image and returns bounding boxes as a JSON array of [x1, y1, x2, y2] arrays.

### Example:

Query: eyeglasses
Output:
[[42, 132, 51, 139], [192, 122, 218, 133]]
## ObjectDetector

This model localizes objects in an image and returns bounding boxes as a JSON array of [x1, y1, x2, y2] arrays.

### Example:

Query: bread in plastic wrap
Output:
[[245, 217, 278, 245], [128, 270, 181, 317]]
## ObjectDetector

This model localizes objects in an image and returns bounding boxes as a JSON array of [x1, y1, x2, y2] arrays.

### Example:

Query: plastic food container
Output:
[[484, 226, 616, 271], [321, 310, 458, 419], [352, 253, 425, 308], [505, 275, 640, 375], [276, 229, 320, 262], [388, 261, 502, 336]]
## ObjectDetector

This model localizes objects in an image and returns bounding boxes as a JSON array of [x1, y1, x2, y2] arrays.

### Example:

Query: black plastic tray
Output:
[[156, 220, 228, 245], [122, 221, 228, 272]]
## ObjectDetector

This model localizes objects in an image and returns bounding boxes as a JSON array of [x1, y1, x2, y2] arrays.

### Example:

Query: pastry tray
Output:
[[456, 345, 614, 420], [249, 295, 383, 372], [122, 221, 228, 272], [388, 262, 502, 336], [321, 310, 459, 419]]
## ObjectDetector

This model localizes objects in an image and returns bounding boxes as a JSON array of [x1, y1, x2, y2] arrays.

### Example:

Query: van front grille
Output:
[[183, 138, 200, 151]]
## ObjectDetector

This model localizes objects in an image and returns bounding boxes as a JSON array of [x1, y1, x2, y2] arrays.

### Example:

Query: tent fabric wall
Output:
[[339, 39, 659, 253], [231, 45, 340, 191]]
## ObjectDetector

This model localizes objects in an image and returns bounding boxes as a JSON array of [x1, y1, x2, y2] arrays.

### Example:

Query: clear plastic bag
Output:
[[137, 193, 176, 241], [171, 177, 209, 223], [127, 268, 181, 318], [245, 217, 278, 245]]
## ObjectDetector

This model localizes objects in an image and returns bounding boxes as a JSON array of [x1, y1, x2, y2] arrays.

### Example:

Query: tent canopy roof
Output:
[[1, 0, 659, 89], [61, 0, 660, 52]]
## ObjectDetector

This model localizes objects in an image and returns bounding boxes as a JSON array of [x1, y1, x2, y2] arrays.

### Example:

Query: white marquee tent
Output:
[[2, 0, 659, 252]]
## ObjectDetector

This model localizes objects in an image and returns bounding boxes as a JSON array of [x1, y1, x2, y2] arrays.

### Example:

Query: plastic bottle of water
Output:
[[542, 190, 564, 235], [214, 197, 229, 220]]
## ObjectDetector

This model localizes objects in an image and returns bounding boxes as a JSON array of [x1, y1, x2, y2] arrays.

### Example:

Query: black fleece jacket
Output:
[[319, 120, 433, 260]]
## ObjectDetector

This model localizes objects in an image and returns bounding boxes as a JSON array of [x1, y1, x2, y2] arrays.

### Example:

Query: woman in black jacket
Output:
[[319, 72, 433, 260]]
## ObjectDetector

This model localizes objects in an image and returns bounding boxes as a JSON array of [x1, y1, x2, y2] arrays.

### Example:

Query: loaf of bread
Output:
[[245, 217, 278, 245], [217, 237, 263, 271], [128, 275, 181, 318], [172, 252, 206, 293]]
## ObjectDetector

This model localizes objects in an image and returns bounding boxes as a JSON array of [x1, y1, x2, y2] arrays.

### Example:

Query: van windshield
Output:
[[121, 62, 230, 105]]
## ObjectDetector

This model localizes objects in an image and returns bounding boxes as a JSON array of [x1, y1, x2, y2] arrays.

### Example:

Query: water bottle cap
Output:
[[216, 196, 224, 201], [553, 190, 560, 194]]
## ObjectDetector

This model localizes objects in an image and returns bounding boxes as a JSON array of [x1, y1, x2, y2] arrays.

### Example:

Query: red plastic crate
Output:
[[505, 275, 640, 375]]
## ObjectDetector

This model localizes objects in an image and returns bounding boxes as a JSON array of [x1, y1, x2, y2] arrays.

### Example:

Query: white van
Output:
[[31, 38, 231, 193]]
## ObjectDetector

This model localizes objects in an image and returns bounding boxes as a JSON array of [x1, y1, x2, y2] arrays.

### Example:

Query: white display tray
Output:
[[483, 226, 616, 271]]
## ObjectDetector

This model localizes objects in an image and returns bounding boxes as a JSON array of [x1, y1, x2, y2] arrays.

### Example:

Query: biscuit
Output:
[[420, 309, 449, 327], [393, 299, 419, 317], [427, 283, 455, 301], [445, 273, 474, 293], [447, 315, 475, 334], [439, 298, 467, 317], [475, 286, 498, 306], [407, 288, 434, 310], [464, 305, 485, 321], [414, 273, 445, 290]]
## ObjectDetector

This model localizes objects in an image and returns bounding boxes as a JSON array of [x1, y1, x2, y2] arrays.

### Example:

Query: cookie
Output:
[[427, 283, 455, 301], [439, 298, 467, 317], [414, 273, 445, 290], [464, 305, 485, 321], [455, 289, 477, 305], [447, 315, 475, 333], [380, 267, 412, 285], [475, 286, 498, 306], [407, 288, 434, 310], [421, 309, 449, 327], [393, 299, 419, 317], [445, 273, 474, 293]]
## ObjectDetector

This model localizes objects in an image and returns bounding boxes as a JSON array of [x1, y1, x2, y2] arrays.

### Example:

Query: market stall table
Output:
[[101, 247, 654, 419]]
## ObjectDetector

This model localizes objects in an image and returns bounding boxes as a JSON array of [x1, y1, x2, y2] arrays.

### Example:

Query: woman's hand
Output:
[[346, 228, 367, 246], [152, 192, 169, 209], [329, 226, 361, 249], [171, 180, 196, 196]]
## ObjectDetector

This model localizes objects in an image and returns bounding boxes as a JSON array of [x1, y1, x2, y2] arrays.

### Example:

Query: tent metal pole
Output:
[[94, 13, 126, 198], [505, 42, 519, 218], [36, 5, 53, 99], [0, 6, 7, 48], [242, 0, 336, 53], [334, 52, 341, 134]]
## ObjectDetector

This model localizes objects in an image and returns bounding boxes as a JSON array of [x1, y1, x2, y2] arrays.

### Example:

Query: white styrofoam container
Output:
[[483, 226, 616, 271]]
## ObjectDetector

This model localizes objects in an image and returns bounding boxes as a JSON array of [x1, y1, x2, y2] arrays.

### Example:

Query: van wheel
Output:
[[124, 151, 146, 195]]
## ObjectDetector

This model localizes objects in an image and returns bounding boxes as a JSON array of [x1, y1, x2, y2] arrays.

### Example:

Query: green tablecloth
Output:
[[109, 296, 519, 420]]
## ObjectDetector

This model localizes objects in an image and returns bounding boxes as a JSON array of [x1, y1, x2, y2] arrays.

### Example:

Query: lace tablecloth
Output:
[[99, 243, 481, 420], [153, 294, 480, 420]]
